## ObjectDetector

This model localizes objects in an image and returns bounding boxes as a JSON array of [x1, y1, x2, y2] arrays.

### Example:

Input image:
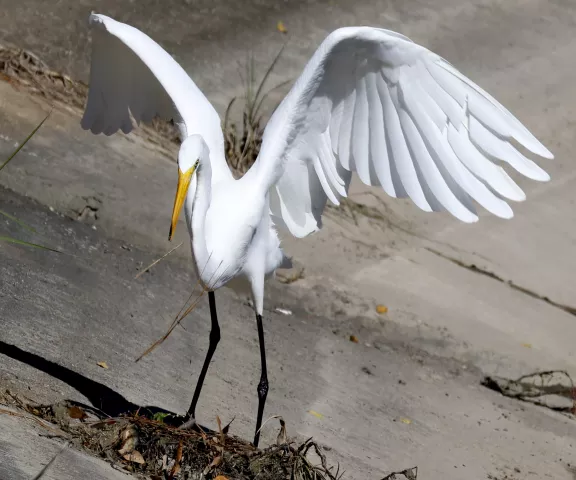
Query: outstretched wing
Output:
[[254, 27, 552, 238], [81, 13, 228, 175]]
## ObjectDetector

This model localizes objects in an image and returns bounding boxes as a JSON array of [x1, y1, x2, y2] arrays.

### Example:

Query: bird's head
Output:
[[169, 134, 209, 241]]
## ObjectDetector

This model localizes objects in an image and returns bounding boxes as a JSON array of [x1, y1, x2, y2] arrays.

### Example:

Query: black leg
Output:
[[183, 291, 220, 426], [253, 313, 269, 447]]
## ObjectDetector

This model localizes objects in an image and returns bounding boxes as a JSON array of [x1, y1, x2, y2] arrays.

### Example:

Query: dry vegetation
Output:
[[1, 390, 346, 479], [1, 389, 422, 479]]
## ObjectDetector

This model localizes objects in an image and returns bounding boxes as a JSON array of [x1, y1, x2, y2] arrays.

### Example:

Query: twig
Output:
[[134, 241, 182, 279], [483, 370, 576, 414], [0, 407, 65, 436], [32, 447, 67, 480], [0, 110, 51, 172], [135, 256, 228, 362], [381, 466, 418, 480]]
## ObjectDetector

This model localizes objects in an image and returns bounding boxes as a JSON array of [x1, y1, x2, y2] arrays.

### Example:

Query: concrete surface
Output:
[[0, 407, 129, 480], [2, 183, 576, 480], [1, 0, 576, 478]]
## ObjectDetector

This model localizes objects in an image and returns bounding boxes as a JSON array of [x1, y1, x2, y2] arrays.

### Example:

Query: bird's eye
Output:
[[195, 160, 200, 167]]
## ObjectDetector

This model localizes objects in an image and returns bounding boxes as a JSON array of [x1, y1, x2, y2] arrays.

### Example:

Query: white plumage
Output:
[[259, 27, 551, 237], [81, 13, 552, 445]]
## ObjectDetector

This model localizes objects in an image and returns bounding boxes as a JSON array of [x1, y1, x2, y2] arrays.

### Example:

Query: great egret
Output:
[[81, 13, 552, 446]]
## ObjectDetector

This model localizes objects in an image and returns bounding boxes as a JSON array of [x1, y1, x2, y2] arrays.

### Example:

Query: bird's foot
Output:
[[178, 416, 197, 430]]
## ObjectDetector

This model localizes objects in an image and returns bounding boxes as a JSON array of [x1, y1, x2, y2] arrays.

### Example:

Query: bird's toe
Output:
[[179, 416, 197, 430]]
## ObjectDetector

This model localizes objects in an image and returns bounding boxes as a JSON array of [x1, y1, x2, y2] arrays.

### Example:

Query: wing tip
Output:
[[528, 168, 551, 183], [462, 213, 479, 224], [508, 190, 527, 203], [88, 12, 101, 24], [79, 117, 93, 132], [521, 139, 554, 161], [538, 146, 554, 161], [88, 13, 110, 30], [495, 204, 514, 220]]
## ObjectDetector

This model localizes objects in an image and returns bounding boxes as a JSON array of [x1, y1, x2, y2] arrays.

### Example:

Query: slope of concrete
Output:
[[1, 0, 576, 478]]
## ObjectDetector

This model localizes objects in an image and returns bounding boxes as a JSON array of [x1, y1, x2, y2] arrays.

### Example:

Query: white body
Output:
[[182, 151, 289, 310], [81, 14, 553, 315]]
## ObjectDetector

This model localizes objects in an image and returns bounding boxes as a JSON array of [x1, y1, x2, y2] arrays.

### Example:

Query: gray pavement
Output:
[[0, 407, 128, 480], [1, 0, 576, 478], [2, 182, 575, 479]]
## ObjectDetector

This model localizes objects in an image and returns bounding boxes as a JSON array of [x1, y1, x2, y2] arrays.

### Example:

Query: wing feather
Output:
[[400, 75, 513, 219], [330, 101, 344, 152], [365, 72, 391, 194], [81, 14, 232, 181], [337, 90, 356, 170], [469, 117, 550, 181], [252, 27, 551, 237], [379, 76, 429, 210], [319, 132, 347, 196], [351, 75, 372, 185], [447, 124, 526, 202]]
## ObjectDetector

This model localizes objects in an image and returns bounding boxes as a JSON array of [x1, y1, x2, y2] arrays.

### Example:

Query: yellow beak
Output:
[[169, 166, 196, 241]]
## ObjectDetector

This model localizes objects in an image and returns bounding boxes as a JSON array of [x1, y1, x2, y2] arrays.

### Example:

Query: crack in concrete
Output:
[[425, 247, 576, 317]]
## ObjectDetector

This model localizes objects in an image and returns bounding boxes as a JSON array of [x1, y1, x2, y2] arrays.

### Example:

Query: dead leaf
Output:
[[118, 425, 139, 455], [276, 417, 287, 445], [215, 477, 229, 480], [90, 418, 117, 429], [216, 416, 225, 452], [168, 439, 183, 479], [222, 417, 234, 434], [97, 361, 109, 369], [203, 455, 223, 475], [123, 451, 145, 465], [277, 21, 287, 34], [400, 417, 412, 425], [67, 405, 87, 420], [521, 343, 533, 348], [308, 410, 324, 419], [349, 335, 359, 343], [274, 307, 292, 316], [376, 304, 388, 314]]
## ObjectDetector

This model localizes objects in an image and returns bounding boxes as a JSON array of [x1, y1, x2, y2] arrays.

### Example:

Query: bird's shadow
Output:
[[0, 340, 185, 425]]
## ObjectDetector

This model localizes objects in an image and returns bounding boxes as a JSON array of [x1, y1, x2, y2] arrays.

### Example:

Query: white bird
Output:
[[81, 13, 553, 446]]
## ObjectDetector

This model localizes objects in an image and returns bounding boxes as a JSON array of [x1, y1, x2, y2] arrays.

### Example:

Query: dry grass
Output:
[[0, 91, 67, 252], [222, 47, 288, 175], [0, 45, 87, 108]]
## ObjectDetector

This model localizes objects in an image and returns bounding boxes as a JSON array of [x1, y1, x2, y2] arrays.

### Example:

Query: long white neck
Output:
[[185, 159, 212, 278]]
